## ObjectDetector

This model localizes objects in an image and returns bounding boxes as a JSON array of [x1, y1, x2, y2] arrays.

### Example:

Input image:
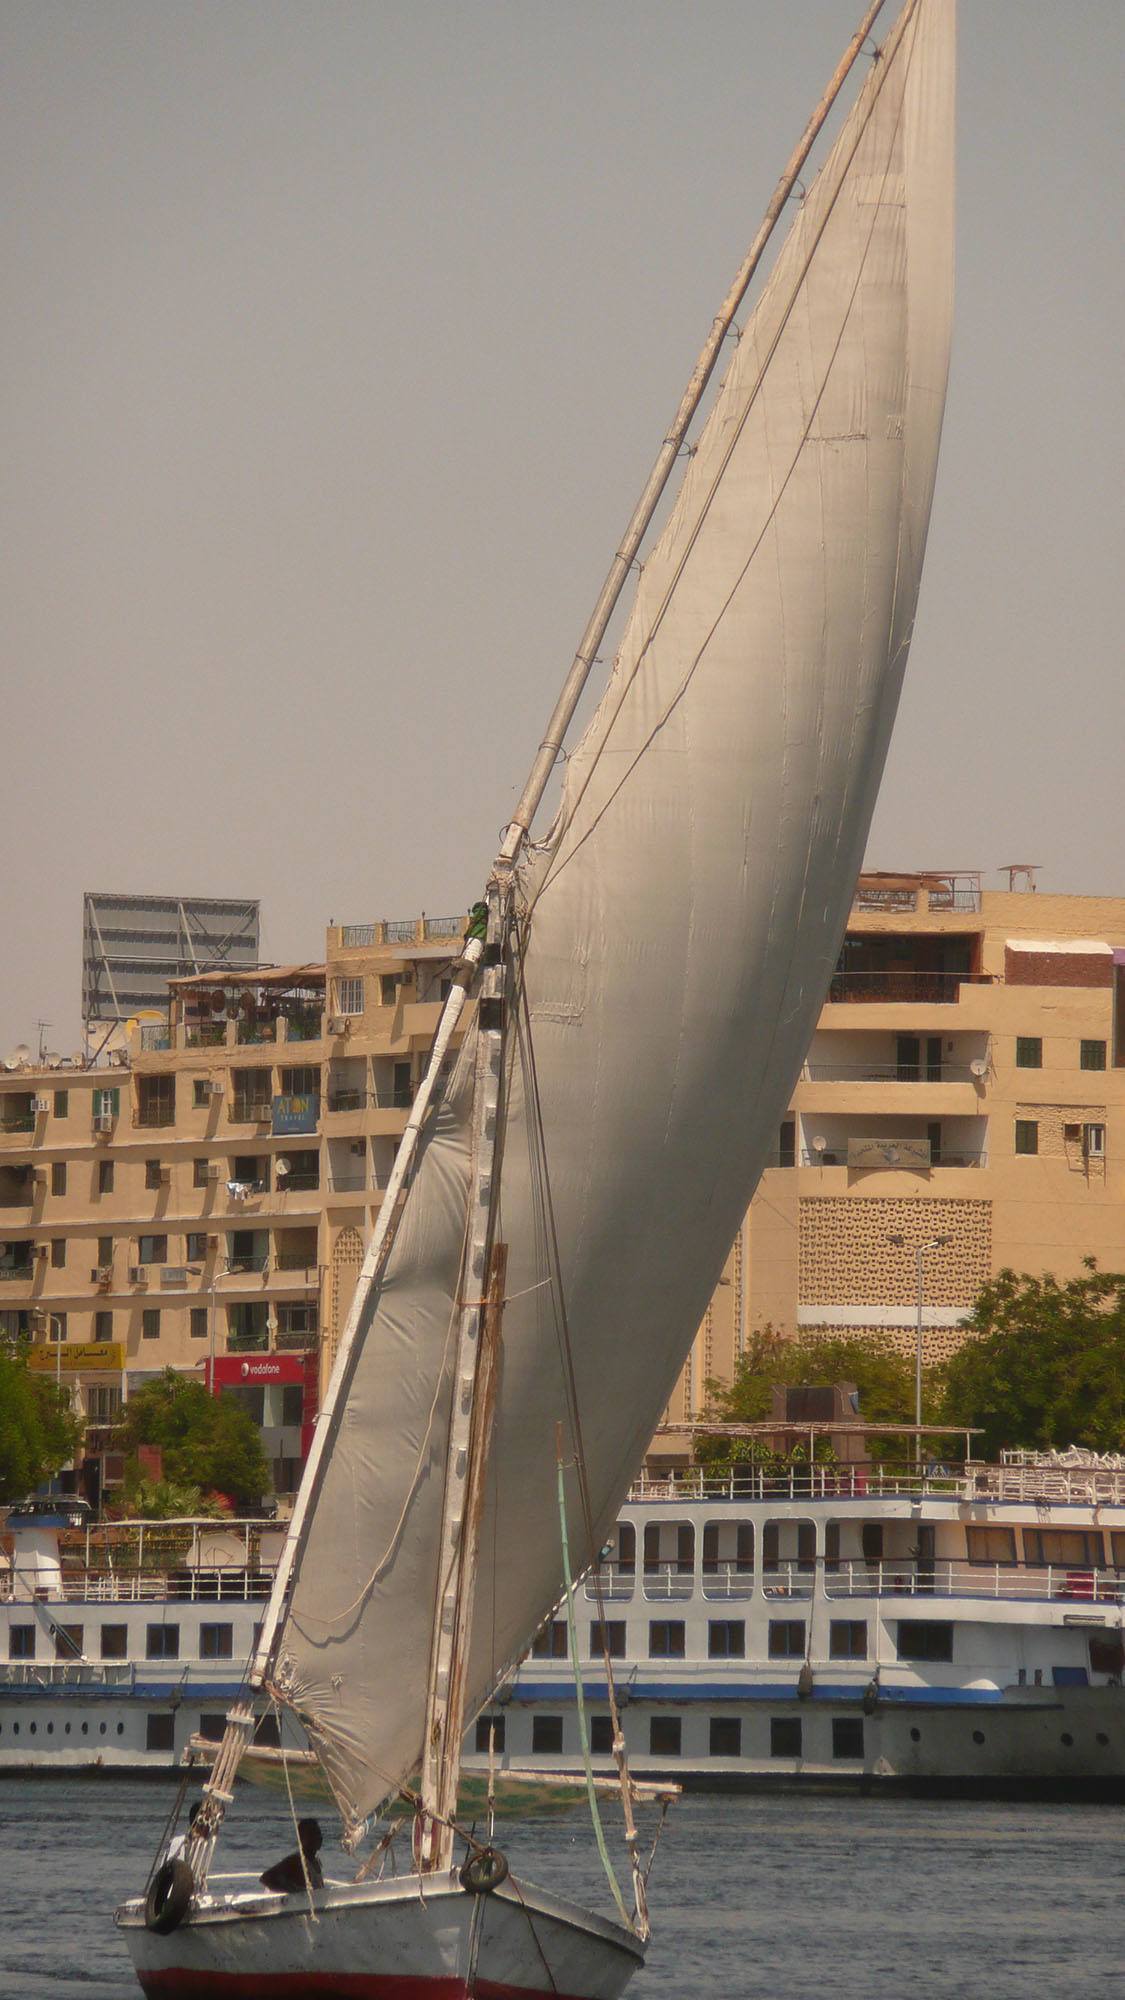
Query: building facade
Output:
[[667, 874, 1125, 1423]]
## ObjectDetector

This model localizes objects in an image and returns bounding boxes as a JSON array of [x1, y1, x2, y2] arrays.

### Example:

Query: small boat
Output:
[[116, 0, 955, 1991]]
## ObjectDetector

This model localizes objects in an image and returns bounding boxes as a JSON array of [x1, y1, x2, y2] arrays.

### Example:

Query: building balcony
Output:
[[235, 1020, 276, 1046], [826, 971, 994, 1005], [0, 1264, 34, 1283], [274, 1327, 318, 1352], [794, 1076, 981, 1118], [231, 1099, 272, 1125], [0, 1114, 36, 1136], [326, 1090, 367, 1114]]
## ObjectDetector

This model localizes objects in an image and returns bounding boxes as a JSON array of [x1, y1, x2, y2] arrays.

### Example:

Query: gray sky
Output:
[[2, 1, 1122, 1054]]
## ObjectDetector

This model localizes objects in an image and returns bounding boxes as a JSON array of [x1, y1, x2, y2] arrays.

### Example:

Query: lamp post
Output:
[[888, 1233, 952, 1466]]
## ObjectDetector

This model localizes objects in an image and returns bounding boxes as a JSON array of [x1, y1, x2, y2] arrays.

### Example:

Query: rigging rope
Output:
[[556, 1446, 631, 1930]]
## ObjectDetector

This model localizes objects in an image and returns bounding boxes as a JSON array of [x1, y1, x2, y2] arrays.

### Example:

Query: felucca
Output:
[[117, 1, 956, 1991]]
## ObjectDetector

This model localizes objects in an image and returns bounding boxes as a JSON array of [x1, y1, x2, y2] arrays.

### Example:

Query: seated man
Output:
[[260, 1817, 324, 1894]]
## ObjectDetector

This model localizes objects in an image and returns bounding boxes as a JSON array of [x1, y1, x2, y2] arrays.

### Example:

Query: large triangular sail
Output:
[[254, 0, 955, 1838]]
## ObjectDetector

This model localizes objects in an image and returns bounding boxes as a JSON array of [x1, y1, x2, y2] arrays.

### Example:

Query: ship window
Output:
[[833, 1717, 865, 1760], [614, 1522, 636, 1575], [253, 1713, 281, 1748], [649, 1716, 682, 1757], [531, 1715, 563, 1755], [530, 1619, 568, 1659], [648, 1621, 686, 1659], [768, 1620, 806, 1659], [897, 1620, 953, 1663], [1111, 1532, 1125, 1569], [590, 1715, 614, 1755], [829, 1620, 868, 1660], [1024, 1529, 1102, 1569], [199, 1714, 227, 1742], [54, 1623, 83, 1660], [966, 1526, 1016, 1564], [146, 1713, 175, 1753], [861, 1522, 884, 1563], [146, 1623, 180, 1661], [708, 1620, 745, 1659], [1089, 1636, 1125, 1677], [474, 1714, 506, 1754], [702, 1521, 753, 1575], [590, 1620, 626, 1659], [763, 1520, 815, 1571], [200, 1623, 233, 1660], [709, 1717, 741, 1757], [770, 1717, 802, 1759], [9, 1625, 34, 1661]]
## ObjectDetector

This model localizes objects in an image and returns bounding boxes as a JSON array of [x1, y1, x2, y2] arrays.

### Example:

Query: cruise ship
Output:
[[2, 1452, 1123, 1796]]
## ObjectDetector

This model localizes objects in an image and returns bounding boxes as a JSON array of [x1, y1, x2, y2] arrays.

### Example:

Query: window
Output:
[[192, 1079, 211, 1107], [186, 1232, 208, 1262], [280, 1385, 304, 1428], [280, 1067, 319, 1097], [98, 1160, 114, 1194], [1111, 1531, 1125, 1570], [474, 1713, 506, 1754], [93, 1086, 120, 1120], [1014, 1120, 1039, 1156], [832, 1717, 865, 1760], [1080, 1039, 1107, 1071], [54, 1624, 84, 1660], [97, 1236, 113, 1266], [141, 1308, 161, 1341], [200, 1623, 233, 1660], [93, 1311, 113, 1343], [138, 1235, 168, 1265], [778, 1119, 796, 1168], [1015, 1037, 1042, 1068], [531, 1620, 568, 1660], [702, 1522, 753, 1575], [50, 1238, 65, 1268], [86, 1384, 121, 1422], [768, 1620, 806, 1660], [145, 1160, 163, 1190], [649, 1716, 682, 1757], [1024, 1528, 1102, 1569], [190, 1307, 207, 1341], [590, 1621, 626, 1659], [137, 1075, 175, 1127], [51, 1161, 67, 1196], [708, 1620, 745, 1659], [10, 1626, 35, 1661], [193, 1159, 211, 1188], [146, 1624, 179, 1661], [829, 1620, 868, 1661], [334, 977, 364, 1017], [531, 1715, 563, 1755], [380, 974, 401, 1007], [770, 1717, 802, 1758], [53, 1090, 68, 1117], [590, 1715, 615, 1755], [966, 1525, 1016, 1565], [100, 1624, 128, 1661], [897, 1620, 953, 1663], [47, 1313, 67, 1343], [648, 1621, 686, 1659], [709, 1716, 742, 1757], [146, 1713, 175, 1753], [199, 1713, 227, 1743]]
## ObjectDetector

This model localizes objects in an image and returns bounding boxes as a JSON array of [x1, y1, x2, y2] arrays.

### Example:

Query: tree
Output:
[[694, 1327, 921, 1465], [0, 1349, 83, 1501], [940, 1263, 1125, 1457], [118, 1371, 271, 1509]]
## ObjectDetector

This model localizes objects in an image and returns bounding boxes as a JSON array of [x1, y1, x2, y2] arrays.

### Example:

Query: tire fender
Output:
[[144, 1858, 194, 1935], [459, 1846, 509, 1895]]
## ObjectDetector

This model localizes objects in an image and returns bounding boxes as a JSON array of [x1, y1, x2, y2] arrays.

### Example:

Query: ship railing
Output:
[[761, 1564, 815, 1600], [968, 1464, 1125, 1506], [627, 1466, 971, 1503], [640, 1563, 695, 1601], [25, 1567, 277, 1603], [700, 1563, 756, 1601], [0, 1662, 135, 1687], [582, 1565, 635, 1602], [823, 1560, 1125, 1604]]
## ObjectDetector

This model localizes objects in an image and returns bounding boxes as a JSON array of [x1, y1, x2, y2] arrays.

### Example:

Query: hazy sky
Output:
[[2, 1, 1122, 1054]]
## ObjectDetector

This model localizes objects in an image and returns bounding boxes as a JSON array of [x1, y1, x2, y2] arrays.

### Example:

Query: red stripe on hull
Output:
[[136, 1973, 593, 2000]]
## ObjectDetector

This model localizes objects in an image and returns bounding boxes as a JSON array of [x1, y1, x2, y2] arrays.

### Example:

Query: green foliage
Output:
[[0, 1349, 83, 1501], [119, 1474, 225, 1521], [118, 1371, 271, 1508], [694, 1327, 922, 1467], [939, 1263, 1125, 1457]]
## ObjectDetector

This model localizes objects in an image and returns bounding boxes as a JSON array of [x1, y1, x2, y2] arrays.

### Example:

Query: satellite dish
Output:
[[811, 1134, 828, 1154], [276, 1158, 292, 1177], [970, 1057, 988, 1078], [10, 1044, 31, 1067], [44, 1052, 61, 1069]]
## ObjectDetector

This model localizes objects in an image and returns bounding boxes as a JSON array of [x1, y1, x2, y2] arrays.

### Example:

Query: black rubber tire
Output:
[[144, 1858, 194, 1935], [459, 1846, 510, 1895]]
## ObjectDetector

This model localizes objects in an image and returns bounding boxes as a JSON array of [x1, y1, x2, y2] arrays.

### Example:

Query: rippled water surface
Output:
[[1, 1779, 1122, 1997]]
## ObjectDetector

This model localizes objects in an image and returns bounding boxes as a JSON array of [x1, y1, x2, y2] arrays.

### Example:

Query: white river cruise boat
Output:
[[464, 1450, 1125, 1801], [5, 1449, 1123, 1798]]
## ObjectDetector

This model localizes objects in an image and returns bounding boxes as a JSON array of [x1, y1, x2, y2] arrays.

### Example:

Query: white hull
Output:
[[117, 1869, 645, 2000]]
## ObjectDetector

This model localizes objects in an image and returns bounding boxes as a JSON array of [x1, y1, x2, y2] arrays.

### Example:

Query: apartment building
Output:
[[0, 917, 467, 1501], [669, 873, 1125, 1425]]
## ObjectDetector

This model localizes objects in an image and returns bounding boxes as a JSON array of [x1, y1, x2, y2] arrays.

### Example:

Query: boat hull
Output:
[[116, 1869, 645, 2000]]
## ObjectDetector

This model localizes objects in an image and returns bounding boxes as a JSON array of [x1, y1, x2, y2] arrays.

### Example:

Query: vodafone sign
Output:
[[208, 1354, 308, 1388]]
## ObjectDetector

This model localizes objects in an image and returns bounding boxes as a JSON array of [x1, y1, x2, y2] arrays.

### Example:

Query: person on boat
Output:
[[166, 1801, 201, 1863], [259, 1817, 324, 1893]]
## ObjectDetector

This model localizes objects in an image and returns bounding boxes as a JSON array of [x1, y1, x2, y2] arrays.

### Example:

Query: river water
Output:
[[1, 1780, 1121, 1998]]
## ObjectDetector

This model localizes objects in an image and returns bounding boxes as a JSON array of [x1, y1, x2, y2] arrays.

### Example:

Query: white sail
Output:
[[269, 0, 955, 1832]]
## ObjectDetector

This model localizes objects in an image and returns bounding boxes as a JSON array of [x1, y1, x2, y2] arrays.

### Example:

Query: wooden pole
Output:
[[497, 0, 889, 866]]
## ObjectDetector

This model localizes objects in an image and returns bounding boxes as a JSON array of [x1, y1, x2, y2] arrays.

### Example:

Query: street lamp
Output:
[[887, 1233, 952, 1466]]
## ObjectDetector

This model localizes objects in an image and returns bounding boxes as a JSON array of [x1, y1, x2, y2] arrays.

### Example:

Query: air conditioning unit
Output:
[[205, 1164, 222, 1180], [206, 1081, 224, 1098], [31, 1098, 49, 1114], [327, 1017, 350, 1037], [1083, 1123, 1106, 1160], [93, 1112, 114, 1136], [90, 1265, 112, 1284], [32, 1168, 48, 1186], [207, 1234, 220, 1249], [128, 1266, 148, 1285]]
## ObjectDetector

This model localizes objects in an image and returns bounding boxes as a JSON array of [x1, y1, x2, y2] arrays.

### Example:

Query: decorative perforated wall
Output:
[[798, 1320, 974, 1365], [329, 1224, 365, 1366], [798, 1197, 991, 1306]]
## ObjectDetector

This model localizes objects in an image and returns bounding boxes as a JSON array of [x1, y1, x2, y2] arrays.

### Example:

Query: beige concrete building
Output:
[[4, 877, 1125, 1494], [669, 872, 1125, 1421]]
